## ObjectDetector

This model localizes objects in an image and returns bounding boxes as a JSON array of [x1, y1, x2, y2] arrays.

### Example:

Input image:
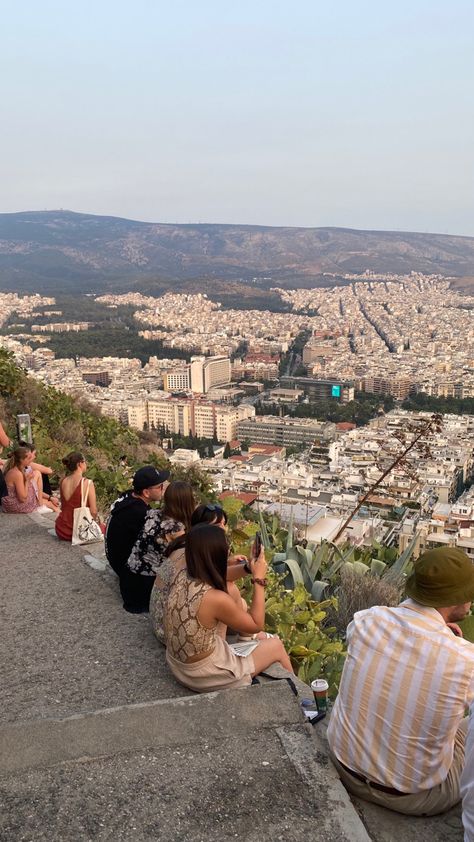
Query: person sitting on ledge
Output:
[[1, 446, 57, 514], [150, 502, 251, 643], [19, 440, 57, 504], [105, 465, 170, 577], [0, 420, 13, 500], [327, 546, 474, 817], [163, 523, 293, 693], [122, 480, 195, 614], [55, 452, 97, 541]]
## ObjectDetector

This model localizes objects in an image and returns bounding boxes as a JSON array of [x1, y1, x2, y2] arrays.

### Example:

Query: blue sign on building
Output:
[[331, 384, 341, 398]]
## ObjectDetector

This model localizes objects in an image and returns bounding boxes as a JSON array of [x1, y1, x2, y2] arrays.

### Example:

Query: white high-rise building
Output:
[[190, 355, 231, 393]]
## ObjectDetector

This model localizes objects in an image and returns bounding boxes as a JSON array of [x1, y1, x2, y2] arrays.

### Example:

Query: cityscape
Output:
[[3, 271, 474, 563], [1, 2, 473, 837]]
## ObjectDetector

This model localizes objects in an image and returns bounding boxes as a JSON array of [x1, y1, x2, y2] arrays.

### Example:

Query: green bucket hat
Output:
[[405, 546, 474, 607]]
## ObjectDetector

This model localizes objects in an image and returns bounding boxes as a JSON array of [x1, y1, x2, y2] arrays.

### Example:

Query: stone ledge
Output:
[[0, 682, 301, 775]]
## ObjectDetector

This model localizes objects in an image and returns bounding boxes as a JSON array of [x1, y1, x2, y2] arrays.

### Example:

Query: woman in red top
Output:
[[55, 452, 98, 541]]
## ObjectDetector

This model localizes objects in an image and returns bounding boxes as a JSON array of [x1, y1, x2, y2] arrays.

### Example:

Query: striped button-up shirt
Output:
[[327, 599, 474, 793]]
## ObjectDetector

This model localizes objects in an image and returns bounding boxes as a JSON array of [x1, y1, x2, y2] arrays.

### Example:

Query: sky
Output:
[[1, 1, 473, 235]]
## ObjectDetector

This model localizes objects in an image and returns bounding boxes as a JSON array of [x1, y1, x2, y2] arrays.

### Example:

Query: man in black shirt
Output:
[[105, 466, 170, 576]]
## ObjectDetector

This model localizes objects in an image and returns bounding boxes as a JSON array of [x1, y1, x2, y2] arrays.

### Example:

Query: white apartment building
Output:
[[148, 398, 192, 436], [127, 397, 254, 441], [128, 401, 149, 430], [215, 405, 255, 442], [163, 368, 190, 392], [190, 356, 231, 393]]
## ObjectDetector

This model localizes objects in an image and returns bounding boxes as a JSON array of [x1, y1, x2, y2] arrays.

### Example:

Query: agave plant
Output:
[[264, 519, 419, 601], [270, 538, 355, 601]]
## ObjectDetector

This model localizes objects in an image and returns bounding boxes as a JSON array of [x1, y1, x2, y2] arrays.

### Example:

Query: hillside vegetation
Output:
[[0, 349, 213, 510]]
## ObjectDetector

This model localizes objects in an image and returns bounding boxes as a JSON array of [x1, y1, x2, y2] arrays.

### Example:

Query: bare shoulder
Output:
[[201, 588, 234, 610]]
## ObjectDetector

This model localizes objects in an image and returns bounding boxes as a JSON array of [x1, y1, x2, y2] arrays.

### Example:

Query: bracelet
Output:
[[243, 562, 252, 575], [251, 577, 267, 587]]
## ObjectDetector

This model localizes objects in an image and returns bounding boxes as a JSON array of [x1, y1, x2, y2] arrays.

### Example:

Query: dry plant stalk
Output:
[[333, 413, 443, 543], [328, 567, 404, 637]]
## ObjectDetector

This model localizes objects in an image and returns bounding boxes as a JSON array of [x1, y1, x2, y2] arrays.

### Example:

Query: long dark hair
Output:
[[191, 503, 228, 528], [163, 481, 195, 530], [166, 503, 227, 557], [185, 524, 228, 592]]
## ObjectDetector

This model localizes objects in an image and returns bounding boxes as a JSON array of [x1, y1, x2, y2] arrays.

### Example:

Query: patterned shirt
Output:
[[126, 508, 185, 576], [327, 599, 474, 793]]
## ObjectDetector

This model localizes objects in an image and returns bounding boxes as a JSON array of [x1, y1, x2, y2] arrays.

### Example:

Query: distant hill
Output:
[[1, 210, 474, 295]]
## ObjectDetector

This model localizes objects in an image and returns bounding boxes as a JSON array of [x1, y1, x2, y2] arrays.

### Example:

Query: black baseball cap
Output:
[[133, 466, 170, 492]]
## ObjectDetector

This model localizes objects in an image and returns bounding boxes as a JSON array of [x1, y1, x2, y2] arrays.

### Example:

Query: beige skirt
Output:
[[166, 634, 255, 693]]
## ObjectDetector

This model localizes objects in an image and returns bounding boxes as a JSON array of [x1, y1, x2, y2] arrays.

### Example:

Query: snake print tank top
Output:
[[165, 568, 217, 662]]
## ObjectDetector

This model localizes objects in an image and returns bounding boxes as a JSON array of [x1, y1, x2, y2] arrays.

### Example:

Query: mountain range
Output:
[[1, 210, 474, 296]]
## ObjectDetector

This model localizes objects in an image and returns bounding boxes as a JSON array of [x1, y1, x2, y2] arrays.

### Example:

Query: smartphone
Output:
[[254, 531, 262, 557]]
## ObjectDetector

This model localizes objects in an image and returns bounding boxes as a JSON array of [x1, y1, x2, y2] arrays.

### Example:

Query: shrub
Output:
[[242, 571, 346, 697], [328, 566, 404, 638]]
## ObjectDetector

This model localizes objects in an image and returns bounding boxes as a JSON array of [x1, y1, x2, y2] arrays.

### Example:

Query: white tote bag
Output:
[[71, 479, 103, 546]]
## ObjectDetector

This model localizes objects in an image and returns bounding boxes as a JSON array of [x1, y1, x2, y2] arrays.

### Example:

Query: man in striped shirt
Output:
[[327, 546, 474, 815]]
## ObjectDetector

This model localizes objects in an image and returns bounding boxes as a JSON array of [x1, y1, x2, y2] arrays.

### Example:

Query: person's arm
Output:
[[164, 529, 185, 544], [30, 461, 53, 476], [228, 553, 247, 564], [226, 562, 248, 582], [87, 481, 98, 519], [0, 422, 10, 449], [200, 549, 268, 634]]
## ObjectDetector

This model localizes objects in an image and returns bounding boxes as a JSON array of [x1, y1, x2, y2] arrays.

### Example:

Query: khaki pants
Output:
[[329, 718, 468, 817]]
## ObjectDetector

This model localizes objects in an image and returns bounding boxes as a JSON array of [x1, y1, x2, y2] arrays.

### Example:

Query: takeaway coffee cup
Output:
[[311, 679, 329, 713]]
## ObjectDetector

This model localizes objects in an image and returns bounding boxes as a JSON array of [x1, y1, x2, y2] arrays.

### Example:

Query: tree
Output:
[[223, 442, 231, 459], [0, 349, 27, 400]]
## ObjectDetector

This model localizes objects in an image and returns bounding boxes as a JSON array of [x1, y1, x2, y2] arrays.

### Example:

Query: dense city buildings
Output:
[[236, 416, 336, 448], [2, 276, 474, 549], [162, 356, 232, 394], [128, 396, 254, 441], [280, 376, 355, 403]]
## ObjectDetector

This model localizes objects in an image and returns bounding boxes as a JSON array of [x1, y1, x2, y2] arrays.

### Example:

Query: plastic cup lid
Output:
[[311, 679, 329, 691]]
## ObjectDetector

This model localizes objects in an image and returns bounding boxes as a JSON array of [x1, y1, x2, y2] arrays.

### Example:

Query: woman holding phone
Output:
[[163, 523, 293, 693]]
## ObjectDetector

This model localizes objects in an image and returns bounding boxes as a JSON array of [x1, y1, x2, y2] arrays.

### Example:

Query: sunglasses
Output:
[[205, 504, 224, 513]]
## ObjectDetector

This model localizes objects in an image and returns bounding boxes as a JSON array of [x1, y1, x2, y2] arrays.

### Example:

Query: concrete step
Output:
[[0, 682, 371, 842], [0, 681, 301, 775]]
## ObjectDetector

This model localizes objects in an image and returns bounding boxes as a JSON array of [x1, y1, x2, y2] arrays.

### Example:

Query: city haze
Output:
[[1, 1, 473, 235]]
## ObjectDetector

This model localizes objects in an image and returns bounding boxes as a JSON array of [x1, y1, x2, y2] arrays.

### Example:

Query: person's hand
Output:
[[228, 554, 247, 565], [251, 547, 267, 579], [447, 622, 463, 638]]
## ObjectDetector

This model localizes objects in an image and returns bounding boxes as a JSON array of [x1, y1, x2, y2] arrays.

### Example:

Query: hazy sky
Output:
[[2, 1, 473, 234]]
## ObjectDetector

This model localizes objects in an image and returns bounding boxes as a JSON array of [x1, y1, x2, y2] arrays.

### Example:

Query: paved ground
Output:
[[1, 510, 466, 841], [2, 511, 371, 842], [1, 512, 190, 726]]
